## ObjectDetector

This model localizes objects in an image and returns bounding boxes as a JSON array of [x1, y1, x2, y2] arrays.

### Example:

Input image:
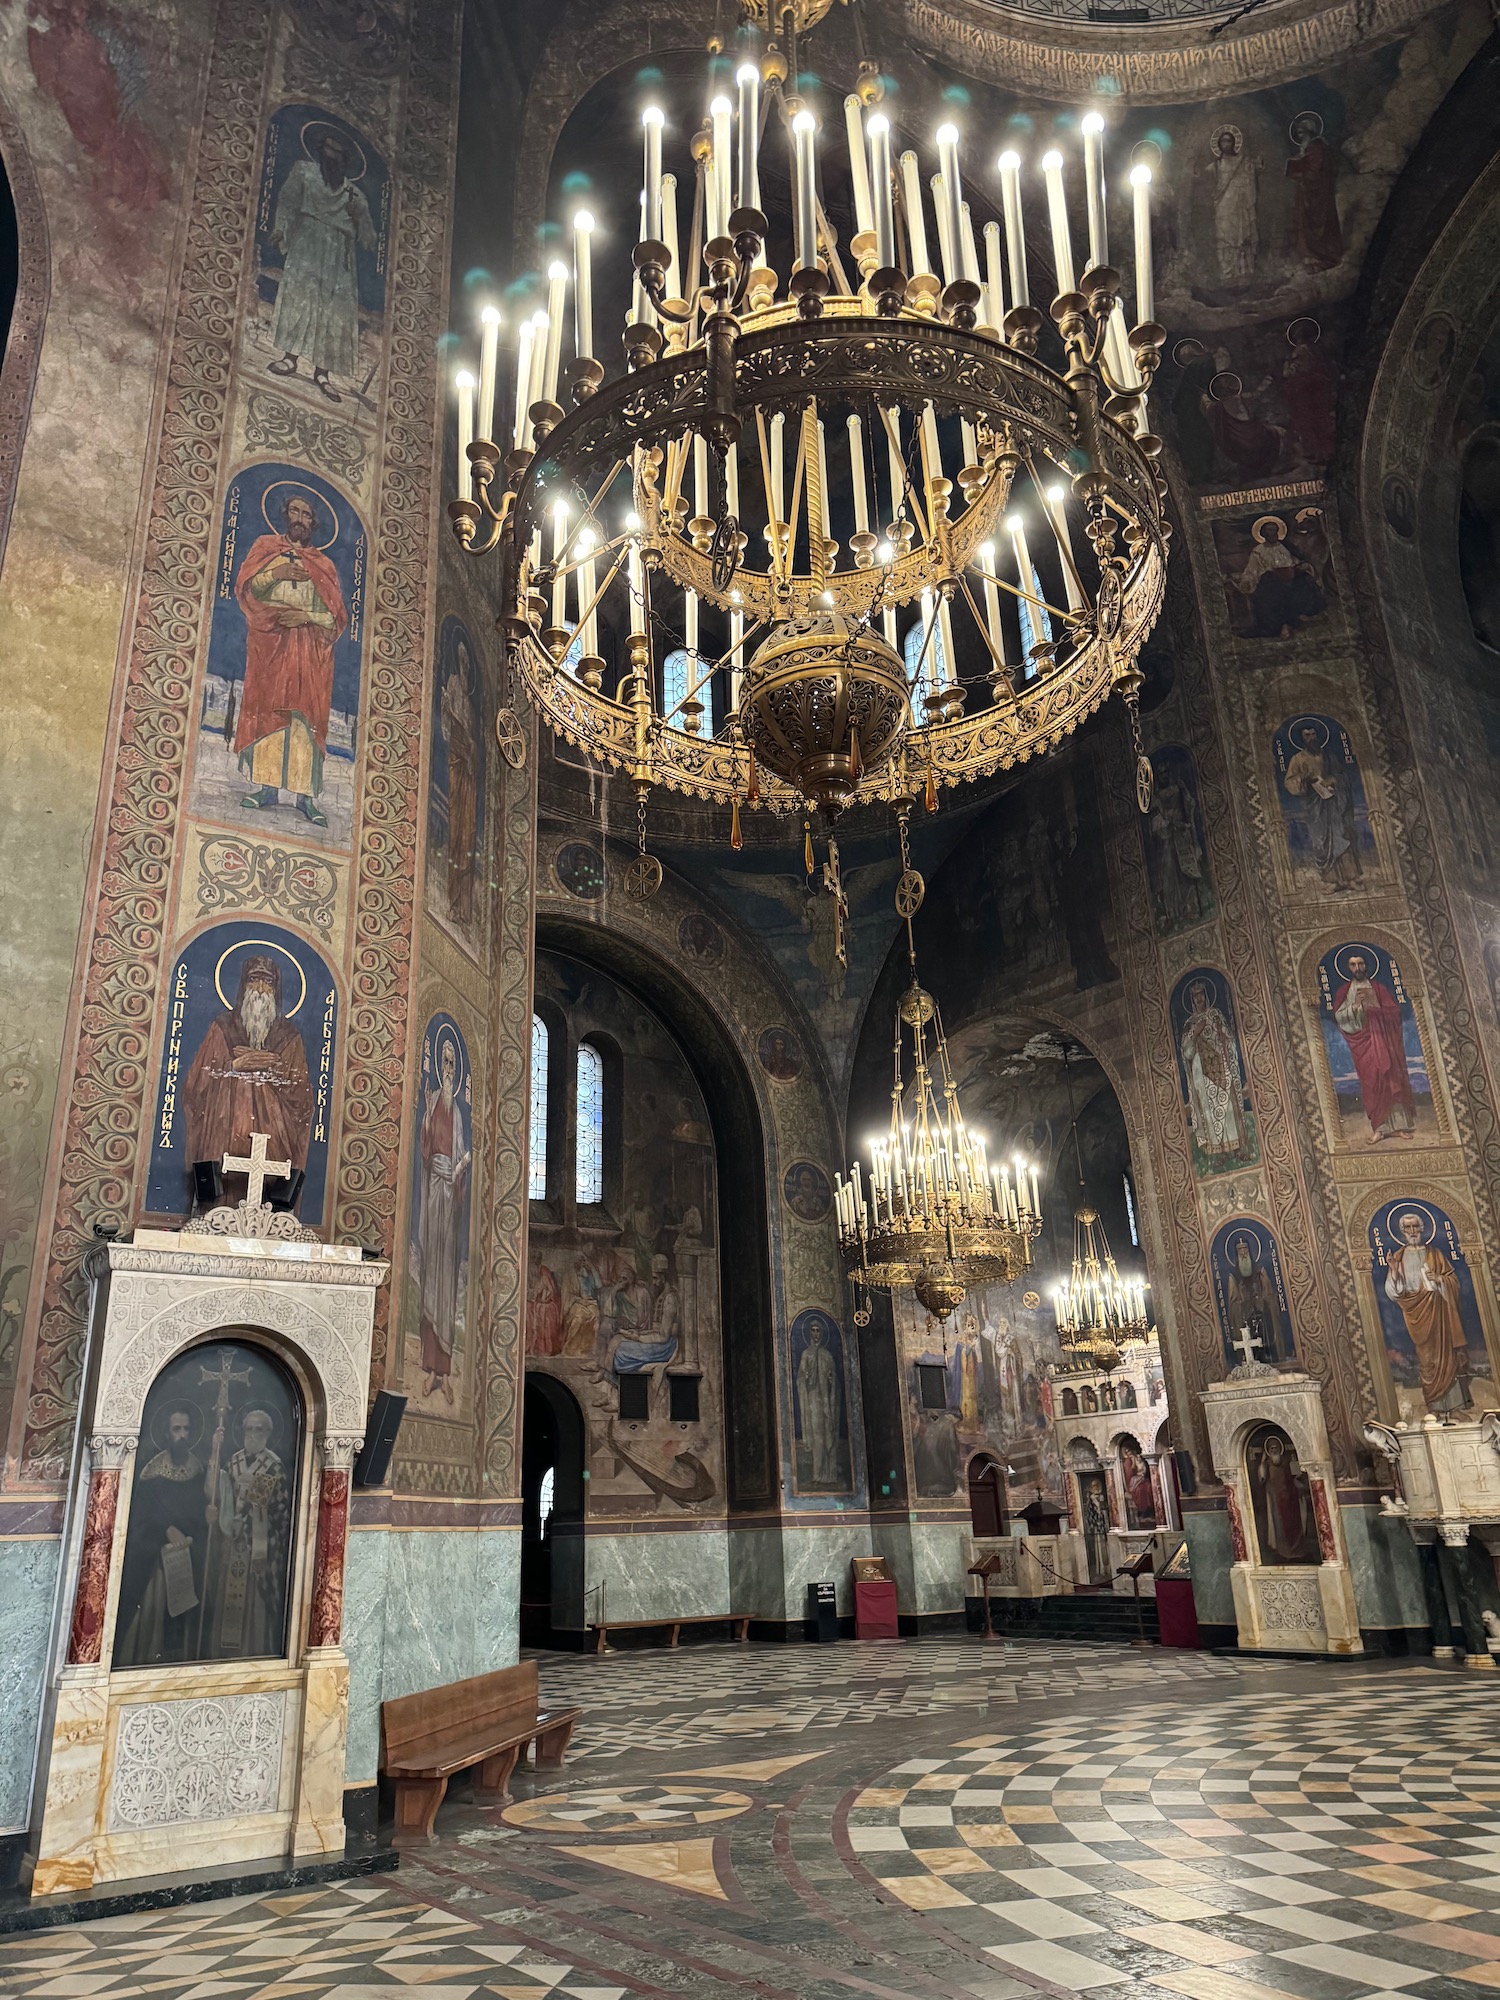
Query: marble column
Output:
[[30, 1435, 136, 1895], [67, 1442, 131, 1665], [292, 1435, 362, 1857], [1437, 1525, 1494, 1670]]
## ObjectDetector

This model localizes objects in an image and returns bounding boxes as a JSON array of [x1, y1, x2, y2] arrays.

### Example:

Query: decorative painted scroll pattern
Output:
[[331, 0, 460, 1304], [22, 18, 273, 1479]]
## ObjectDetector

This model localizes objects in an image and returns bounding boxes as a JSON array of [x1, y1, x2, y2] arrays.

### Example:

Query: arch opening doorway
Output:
[[521, 1372, 587, 1647], [967, 1452, 1006, 1539]]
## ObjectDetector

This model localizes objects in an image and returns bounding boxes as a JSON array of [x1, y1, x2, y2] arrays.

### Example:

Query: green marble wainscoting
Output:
[[0, 1536, 60, 1834], [342, 1525, 520, 1786]]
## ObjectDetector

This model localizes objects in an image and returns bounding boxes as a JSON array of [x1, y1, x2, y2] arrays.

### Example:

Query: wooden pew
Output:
[[589, 1611, 752, 1655], [380, 1660, 580, 1847]]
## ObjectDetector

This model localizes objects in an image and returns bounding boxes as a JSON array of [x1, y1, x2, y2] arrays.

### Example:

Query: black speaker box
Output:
[[191, 1160, 224, 1208], [266, 1167, 306, 1212], [354, 1391, 407, 1489], [1173, 1447, 1198, 1497]]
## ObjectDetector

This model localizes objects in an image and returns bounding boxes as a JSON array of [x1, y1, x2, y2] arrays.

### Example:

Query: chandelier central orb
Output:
[[739, 610, 909, 810], [447, 3, 1170, 836]]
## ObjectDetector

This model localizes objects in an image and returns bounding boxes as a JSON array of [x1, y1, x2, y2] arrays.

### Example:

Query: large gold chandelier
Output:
[[836, 818, 1042, 1321], [1052, 1206, 1150, 1374], [1052, 1046, 1149, 1370], [447, 2, 1169, 850]]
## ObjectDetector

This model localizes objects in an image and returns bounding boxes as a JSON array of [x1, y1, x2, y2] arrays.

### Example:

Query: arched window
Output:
[[1017, 555, 1053, 676], [903, 594, 949, 709], [576, 1041, 604, 1204], [663, 647, 691, 724], [529, 1013, 549, 1201]]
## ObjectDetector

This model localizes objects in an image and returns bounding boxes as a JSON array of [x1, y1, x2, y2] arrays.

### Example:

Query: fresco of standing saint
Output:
[[427, 617, 487, 957], [194, 464, 367, 847], [252, 105, 389, 405], [1171, 969, 1259, 1176], [1369, 1200, 1493, 1419], [407, 1013, 474, 1409], [1316, 943, 1430, 1144]]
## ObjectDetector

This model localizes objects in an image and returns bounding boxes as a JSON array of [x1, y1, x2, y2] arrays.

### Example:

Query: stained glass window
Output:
[[1018, 558, 1053, 678], [528, 1013, 548, 1201], [663, 647, 691, 724], [903, 604, 948, 710], [576, 1041, 604, 1204]]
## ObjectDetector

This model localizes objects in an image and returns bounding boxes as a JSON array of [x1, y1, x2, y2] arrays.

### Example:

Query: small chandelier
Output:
[[836, 817, 1041, 1321], [1051, 1045, 1149, 1369], [446, 0, 1169, 867], [1052, 1204, 1149, 1373]]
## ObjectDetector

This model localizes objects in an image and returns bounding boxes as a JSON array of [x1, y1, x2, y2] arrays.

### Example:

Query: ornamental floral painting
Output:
[[190, 463, 367, 850], [145, 921, 339, 1222]]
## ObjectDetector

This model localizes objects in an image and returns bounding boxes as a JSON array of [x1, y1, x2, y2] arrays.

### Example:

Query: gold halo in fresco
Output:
[[501, 1784, 753, 1833]]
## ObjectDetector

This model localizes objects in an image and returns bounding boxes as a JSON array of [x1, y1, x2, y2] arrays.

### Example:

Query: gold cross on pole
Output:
[[221, 1131, 291, 1209]]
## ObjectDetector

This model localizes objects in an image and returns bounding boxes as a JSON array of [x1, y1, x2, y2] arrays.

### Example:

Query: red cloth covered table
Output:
[[854, 1577, 899, 1640]]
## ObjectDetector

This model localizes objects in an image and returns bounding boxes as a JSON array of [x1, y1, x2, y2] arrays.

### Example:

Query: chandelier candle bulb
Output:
[[931, 173, 957, 287], [1130, 164, 1154, 325], [1081, 112, 1108, 270], [578, 531, 598, 657], [710, 96, 733, 242], [899, 150, 932, 278], [935, 125, 966, 290], [978, 541, 1005, 662], [848, 413, 870, 535], [476, 308, 501, 444], [792, 109, 818, 270], [937, 593, 958, 686], [572, 215, 594, 361], [1042, 483, 1085, 611], [868, 115, 896, 270], [1030, 1165, 1040, 1215], [1041, 150, 1076, 296], [642, 105, 664, 243], [662, 174, 681, 291], [730, 607, 744, 709], [736, 64, 760, 211], [725, 438, 739, 516], [551, 502, 569, 627], [526, 309, 549, 437], [769, 410, 785, 522], [628, 538, 646, 638], [685, 585, 698, 659], [1007, 514, 1037, 634], [456, 370, 475, 499], [998, 151, 1029, 307], [511, 318, 535, 449], [983, 219, 1005, 332], [920, 403, 942, 482], [960, 202, 982, 288], [885, 413, 905, 529], [846, 96, 874, 236]]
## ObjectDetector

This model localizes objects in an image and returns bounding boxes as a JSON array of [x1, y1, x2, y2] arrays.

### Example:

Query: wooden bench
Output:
[[589, 1611, 751, 1655], [380, 1660, 580, 1847]]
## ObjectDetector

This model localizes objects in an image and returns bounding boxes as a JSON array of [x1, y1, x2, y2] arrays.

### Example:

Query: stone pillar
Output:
[[1437, 1524, 1495, 1670], [30, 1435, 136, 1896], [291, 1434, 362, 1858], [66, 1442, 131, 1665]]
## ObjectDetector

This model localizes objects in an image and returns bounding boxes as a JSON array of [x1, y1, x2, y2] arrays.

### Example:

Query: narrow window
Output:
[[529, 1013, 549, 1201], [1123, 1171, 1139, 1247], [617, 1372, 649, 1421], [576, 1041, 604, 1204], [917, 1363, 949, 1412], [663, 646, 690, 724]]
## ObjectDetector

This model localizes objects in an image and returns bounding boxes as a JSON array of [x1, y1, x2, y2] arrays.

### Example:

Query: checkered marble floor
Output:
[[840, 1682, 1500, 1998], [538, 1631, 1275, 1759], [0, 1879, 626, 2000]]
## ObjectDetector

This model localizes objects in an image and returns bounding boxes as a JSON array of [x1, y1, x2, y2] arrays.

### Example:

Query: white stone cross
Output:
[[222, 1131, 291, 1210], [1231, 1323, 1265, 1369]]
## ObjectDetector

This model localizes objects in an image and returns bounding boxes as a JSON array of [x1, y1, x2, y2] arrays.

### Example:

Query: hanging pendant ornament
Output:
[[1113, 651, 1152, 816], [625, 785, 662, 900], [895, 867, 925, 919], [495, 706, 527, 770]]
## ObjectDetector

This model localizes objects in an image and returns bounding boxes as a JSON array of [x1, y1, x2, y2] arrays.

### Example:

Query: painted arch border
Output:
[[1293, 920, 1453, 1152], [1344, 1178, 1500, 1423]]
